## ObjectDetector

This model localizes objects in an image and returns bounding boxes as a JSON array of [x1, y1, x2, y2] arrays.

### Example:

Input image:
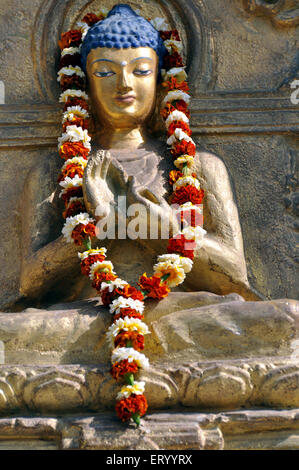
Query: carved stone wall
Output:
[[0, 0, 298, 309]]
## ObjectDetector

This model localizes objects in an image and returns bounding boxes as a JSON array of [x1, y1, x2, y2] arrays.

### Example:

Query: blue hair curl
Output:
[[80, 4, 166, 80]]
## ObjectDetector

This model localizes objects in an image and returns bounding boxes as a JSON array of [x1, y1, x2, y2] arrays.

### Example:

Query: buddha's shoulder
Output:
[[194, 150, 230, 181]]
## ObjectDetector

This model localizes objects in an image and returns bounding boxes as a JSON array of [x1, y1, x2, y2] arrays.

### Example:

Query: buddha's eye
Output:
[[133, 69, 152, 76], [93, 71, 115, 78]]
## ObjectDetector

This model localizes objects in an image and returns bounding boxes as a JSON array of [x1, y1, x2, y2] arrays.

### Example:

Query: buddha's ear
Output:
[[147, 82, 166, 137]]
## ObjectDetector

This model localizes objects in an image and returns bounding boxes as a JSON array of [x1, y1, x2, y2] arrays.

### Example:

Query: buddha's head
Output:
[[80, 4, 166, 131]]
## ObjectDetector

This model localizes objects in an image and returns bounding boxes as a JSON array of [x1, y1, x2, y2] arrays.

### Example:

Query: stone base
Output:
[[0, 409, 299, 450]]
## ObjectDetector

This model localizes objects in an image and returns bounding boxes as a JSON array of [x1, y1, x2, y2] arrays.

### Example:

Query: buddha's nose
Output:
[[117, 69, 133, 94]]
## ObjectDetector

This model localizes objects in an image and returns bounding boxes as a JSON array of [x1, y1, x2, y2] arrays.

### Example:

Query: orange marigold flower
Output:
[[120, 285, 144, 302], [161, 101, 190, 120], [60, 75, 86, 92], [167, 121, 192, 137], [63, 199, 85, 219], [167, 235, 196, 260], [111, 359, 139, 380], [163, 51, 184, 70], [59, 53, 82, 69], [114, 331, 145, 351], [71, 222, 96, 246], [160, 30, 180, 41], [170, 140, 196, 158], [138, 273, 170, 300], [92, 272, 117, 291], [59, 142, 89, 160], [61, 186, 83, 206], [82, 13, 101, 26], [115, 394, 148, 422], [100, 286, 117, 306], [162, 77, 189, 93], [58, 163, 85, 182], [80, 254, 106, 276], [63, 97, 89, 112], [114, 309, 144, 321], [170, 186, 204, 205], [62, 117, 89, 132], [169, 170, 183, 185], [59, 30, 82, 50]]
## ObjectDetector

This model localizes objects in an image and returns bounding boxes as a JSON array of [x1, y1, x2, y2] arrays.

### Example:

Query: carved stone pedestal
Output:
[[0, 292, 298, 449]]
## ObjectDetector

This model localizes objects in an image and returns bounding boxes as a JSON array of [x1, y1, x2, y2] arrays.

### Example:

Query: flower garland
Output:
[[57, 9, 206, 426]]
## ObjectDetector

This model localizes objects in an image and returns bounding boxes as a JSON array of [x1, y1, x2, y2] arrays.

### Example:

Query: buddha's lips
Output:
[[115, 94, 136, 104]]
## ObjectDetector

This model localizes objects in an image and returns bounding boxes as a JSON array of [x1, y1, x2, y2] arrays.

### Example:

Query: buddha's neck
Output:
[[95, 126, 150, 149]]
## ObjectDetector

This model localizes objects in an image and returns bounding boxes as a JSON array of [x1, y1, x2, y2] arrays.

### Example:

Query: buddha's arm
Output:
[[186, 152, 261, 300], [19, 163, 81, 300]]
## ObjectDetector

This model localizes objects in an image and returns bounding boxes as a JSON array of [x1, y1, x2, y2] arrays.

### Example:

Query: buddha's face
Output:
[[86, 47, 158, 129]]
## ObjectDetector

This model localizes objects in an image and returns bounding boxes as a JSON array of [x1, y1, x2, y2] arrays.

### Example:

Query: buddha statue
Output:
[[18, 4, 260, 308]]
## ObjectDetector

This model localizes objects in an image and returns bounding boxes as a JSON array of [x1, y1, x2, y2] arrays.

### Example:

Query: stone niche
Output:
[[0, 0, 298, 451]]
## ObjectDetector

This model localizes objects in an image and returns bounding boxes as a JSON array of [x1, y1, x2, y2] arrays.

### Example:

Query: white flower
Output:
[[89, 260, 115, 280], [150, 17, 170, 31], [161, 67, 187, 83], [167, 128, 195, 147], [62, 106, 89, 123], [173, 176, 200, 191], [157, 254, 193, 274], [62, 213, 94, 243], [76, 21, 90, 39], [61, 47, 81, 57], [59, 174, 82, 192], [174, 155, 194, 170], [116, 381, 145, 400], [58, 125, 91, 151], [109, 296, 144, 315], [162, 90, 190, 107], [57, 65, 85, 82], [106, 317, 150, 348], [100, 278, 128, 293], [163, 39, 183, 54], [165, 110, 189, 129], [78, 247, 107, 261], [153, 260, 185, 287], [59, 89, 89, 103], [179, 226, 207, 248], [111, 347, 149, 369], [61, 156, 87, 171]]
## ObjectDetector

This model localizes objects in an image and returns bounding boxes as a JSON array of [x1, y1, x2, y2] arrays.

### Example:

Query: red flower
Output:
[[167, 121, 192, 137], [62, 117, 89, 132], [59, 142, 89, 160], [114, 331, 144, 351], [170, 140, 196, 158], [160, 30, 180, 41], [92, 272, 117, 291], [176, 208, 204, 228], [163, 51, 184, 70], [60, 75, 86, 92], [114, 309, 144, 321], [161, 101, 190, 120], [116, 394, 148, 422], [80, 254, 106, 276], [59, 30, 82, 50], [120, 285, 144, 302], [58, 162, 85, 182], [82, 13, 102, 26], [167, 235, 196, 260], [138, 273, 170, 299], [71, 222, 96, 246], [61, 186, 83, 206], [63, 97, 89, 112], [170, 186, 204, 205], [63, 199, 86, 218], [59, 53, 82, 69], [162, 77, 189, 93], [111, 359, 139, 380]]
